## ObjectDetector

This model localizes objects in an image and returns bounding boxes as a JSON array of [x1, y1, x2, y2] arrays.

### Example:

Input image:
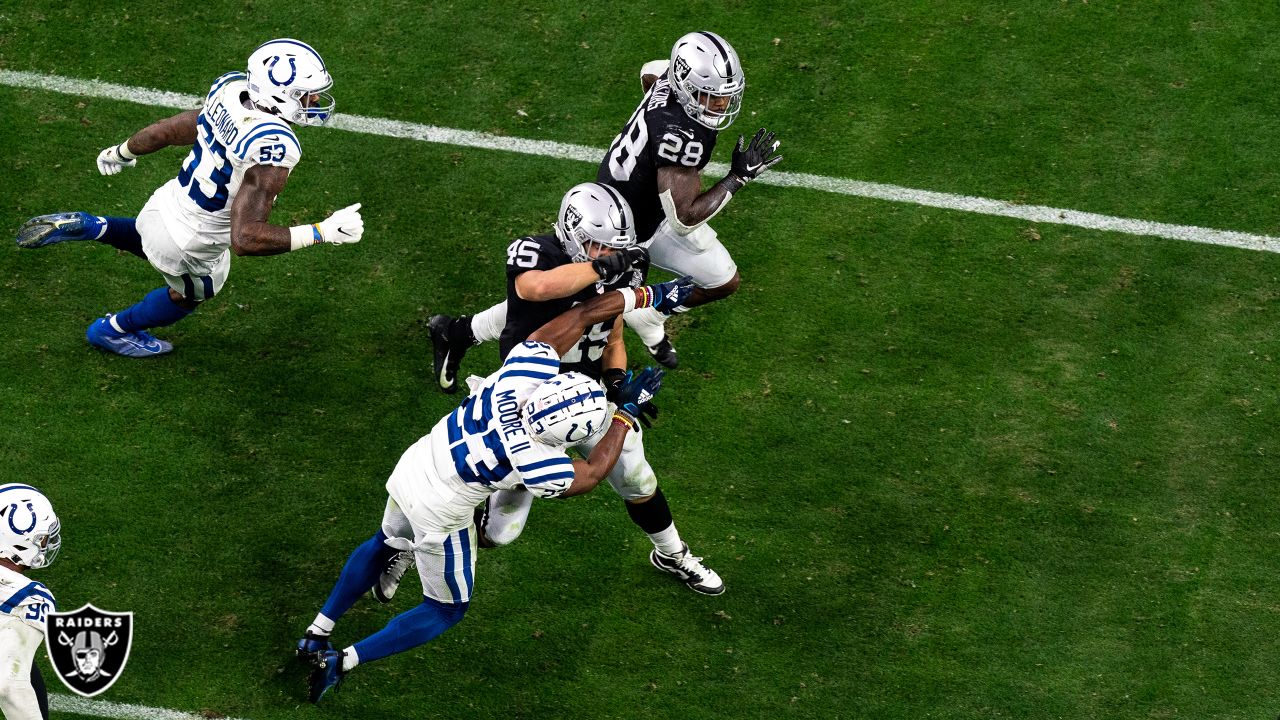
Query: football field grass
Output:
[[2, 2, 1279, 719]]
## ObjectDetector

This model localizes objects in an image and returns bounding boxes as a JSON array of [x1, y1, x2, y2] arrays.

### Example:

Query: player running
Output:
[[15, 38, 363, 358]]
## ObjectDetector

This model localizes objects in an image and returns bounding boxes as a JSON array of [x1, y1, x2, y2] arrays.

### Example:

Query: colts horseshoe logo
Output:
[[267, 56, 297, 86], [7, 502, 37, 535]]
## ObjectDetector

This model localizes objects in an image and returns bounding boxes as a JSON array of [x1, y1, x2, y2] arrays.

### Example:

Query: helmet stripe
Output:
[[697, 31, 733, 74], [0, 484, 38, 495], [527, 390, 605, 423], [597, 183, 630, 230]]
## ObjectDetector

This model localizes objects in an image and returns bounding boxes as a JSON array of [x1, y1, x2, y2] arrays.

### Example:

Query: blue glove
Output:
[[614, 366, 664, 429], [647, 276, 696, 315]]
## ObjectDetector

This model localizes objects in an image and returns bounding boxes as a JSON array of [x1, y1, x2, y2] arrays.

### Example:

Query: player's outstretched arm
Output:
[[516, 247, 648, 301], [229, 165, 363, 256], [528, 276, 695, 357], [96, 109, 200, 175], [656, 126, 783, 236]]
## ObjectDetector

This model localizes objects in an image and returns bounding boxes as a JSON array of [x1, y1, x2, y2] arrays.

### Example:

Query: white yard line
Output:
[[3, 69, 1277, 254], [50, 693, 247, 720]]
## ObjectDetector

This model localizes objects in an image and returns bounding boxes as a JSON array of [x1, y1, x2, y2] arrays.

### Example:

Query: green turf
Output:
[[3, 2, 1280, 719]]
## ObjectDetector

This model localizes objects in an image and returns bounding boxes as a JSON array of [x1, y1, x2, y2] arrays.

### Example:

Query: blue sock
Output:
[[113, 287, 192, 333], [95, 216, 145, 259], [319, 530, 397, 623], [352, 596, 467, 665]]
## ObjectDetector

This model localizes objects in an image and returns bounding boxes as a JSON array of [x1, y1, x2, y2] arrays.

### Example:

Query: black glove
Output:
[[603, 367, 628, 404], [724, 127, 783, 193], [591, 246, 649, 281], [613, 367, 663, 429]]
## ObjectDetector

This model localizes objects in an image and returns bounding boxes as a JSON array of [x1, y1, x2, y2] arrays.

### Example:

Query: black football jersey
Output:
[[597, 77, 720, 242], [498, 234, 647, 379]]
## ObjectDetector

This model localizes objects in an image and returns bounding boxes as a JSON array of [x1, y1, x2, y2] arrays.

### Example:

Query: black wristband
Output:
[[722, 174, 747, 194]]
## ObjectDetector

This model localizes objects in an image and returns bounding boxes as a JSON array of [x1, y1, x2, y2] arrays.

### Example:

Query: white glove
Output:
[[315, 203, 364, 244], [96, 144, 137, 176]]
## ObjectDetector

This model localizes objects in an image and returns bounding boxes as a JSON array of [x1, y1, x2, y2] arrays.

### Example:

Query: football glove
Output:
[[613, 367, 663, 430], [96, 144, 137, 176], [591, 246, 648, 282], [646, 275, 696, 315], [316, 203, 364, 244], [724, 127, 783, 193]]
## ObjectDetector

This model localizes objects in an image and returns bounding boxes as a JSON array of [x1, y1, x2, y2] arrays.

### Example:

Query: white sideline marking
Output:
[[2, 69, 1278, 255], [50, 693, 247, 720]]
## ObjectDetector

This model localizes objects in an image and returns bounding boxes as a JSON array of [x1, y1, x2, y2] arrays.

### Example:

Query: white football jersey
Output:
[[386, 341, 579, 535], [0, 564, 54, 636], [151, 71, 303, 265]]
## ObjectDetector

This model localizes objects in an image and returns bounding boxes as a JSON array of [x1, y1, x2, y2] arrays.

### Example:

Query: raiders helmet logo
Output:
[[673, 56, 691, 82], [563, 205, 583, 229], [44, 604, 134, 697]]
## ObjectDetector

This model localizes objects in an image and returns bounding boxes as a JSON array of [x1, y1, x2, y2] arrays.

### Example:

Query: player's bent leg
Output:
[[310, 596, 468, 703], [315, 530, 399, 628], [605, 431, 724, 595], [476, 487, 534, 547], [373, 498, 417, 604]]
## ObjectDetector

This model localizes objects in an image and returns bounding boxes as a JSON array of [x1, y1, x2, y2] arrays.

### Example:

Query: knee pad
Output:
[[609, 466, 658, 501]]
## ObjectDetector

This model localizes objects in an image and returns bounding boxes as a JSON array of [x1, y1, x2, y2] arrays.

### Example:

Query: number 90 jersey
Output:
[[165, 71, 303, 236], [0, 564, 54, 636], [598, 76, 719, 243]]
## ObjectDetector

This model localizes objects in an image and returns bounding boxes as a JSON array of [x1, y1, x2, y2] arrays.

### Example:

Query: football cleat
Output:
[[307, 650, 346, 703], [86, 316, 173, 358], [429, 314, 472, 394], [16, 212, 103, 249], [650, 542, 724, 596], [647, 336, 679, 369], [372, 550, 415, 604], [295, 633, 333, 668]]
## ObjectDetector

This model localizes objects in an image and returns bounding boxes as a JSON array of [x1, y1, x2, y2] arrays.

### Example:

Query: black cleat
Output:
[[647, 336, 679, 369], [429, 314, 473, 394]]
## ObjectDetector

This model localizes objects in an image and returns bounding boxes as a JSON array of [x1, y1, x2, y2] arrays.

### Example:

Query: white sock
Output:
[[341, 646, 359, 672], [307, 613, 335, 637], [647, 523, 683, 556], [470, 300, 507, 343], [623, 306, 668, 348]]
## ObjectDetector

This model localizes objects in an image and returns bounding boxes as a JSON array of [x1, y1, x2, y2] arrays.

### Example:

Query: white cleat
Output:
[[650, 542, 724, 596]]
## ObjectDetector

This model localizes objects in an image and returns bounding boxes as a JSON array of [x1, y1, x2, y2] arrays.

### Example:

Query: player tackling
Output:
[[296, 276, 695, 702]]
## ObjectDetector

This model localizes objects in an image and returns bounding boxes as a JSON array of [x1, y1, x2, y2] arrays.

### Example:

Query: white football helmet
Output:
[[668, 31, 745, 130], [523, 372, 610, 447], [554, 182, 637, 263], [0, 484, 60, 570], [246, 38, 335, 126]]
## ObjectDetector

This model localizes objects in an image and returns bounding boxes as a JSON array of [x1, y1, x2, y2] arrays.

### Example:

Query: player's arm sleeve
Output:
[[234, 121, 302, 170], [491, 340, 561, 395], [0, 617, 46, 720], [515, 454, 576, 499]]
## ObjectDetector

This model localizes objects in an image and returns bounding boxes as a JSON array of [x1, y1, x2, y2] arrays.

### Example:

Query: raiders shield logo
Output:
[[44, 604, 134, 697]]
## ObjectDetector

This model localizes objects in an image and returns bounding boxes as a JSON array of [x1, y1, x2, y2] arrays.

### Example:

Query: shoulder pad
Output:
[[234, 121, 302, 168]]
